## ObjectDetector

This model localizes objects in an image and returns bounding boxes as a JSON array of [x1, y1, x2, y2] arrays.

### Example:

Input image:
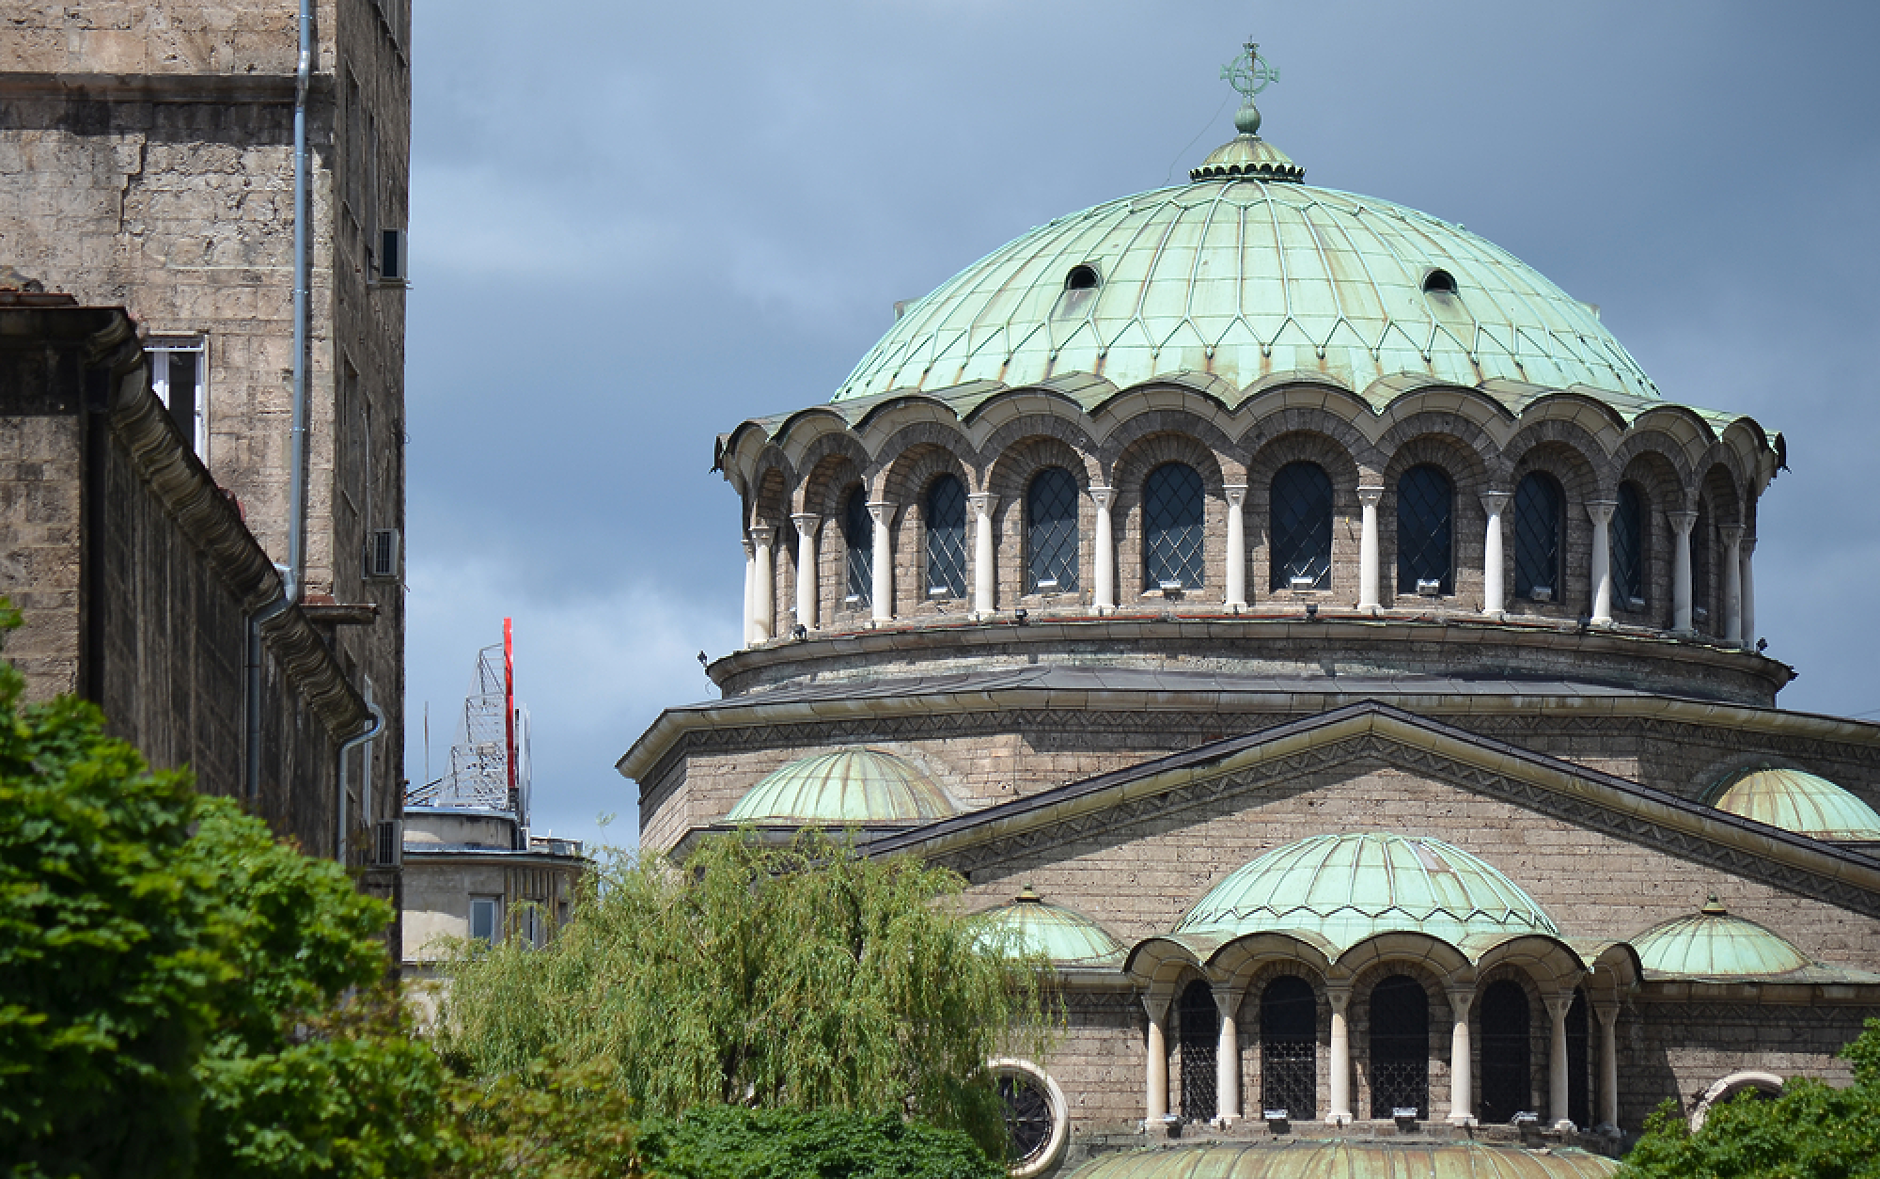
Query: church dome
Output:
[[1065, 1141, 1618, 1178], [1630, 898, 1811, 979], [975, 886, 1126, 966], [725, 748, 955, 825], [1711, 767, 1880, 841], [1174, 833, 1557, 954], [833, 170, 1658, 413]]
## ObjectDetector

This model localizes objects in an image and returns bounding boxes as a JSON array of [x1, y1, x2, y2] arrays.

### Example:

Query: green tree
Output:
[[437, 830, 1054, 1160], [1618, 1018, 1880, 1179]]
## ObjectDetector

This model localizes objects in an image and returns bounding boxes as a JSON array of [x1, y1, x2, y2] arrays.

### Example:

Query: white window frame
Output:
[[148, 337, 208, 459], [469, 895, 501, 945]]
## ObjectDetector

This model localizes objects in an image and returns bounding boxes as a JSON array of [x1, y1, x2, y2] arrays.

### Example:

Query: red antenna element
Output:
[[503, 617, 517, 800]]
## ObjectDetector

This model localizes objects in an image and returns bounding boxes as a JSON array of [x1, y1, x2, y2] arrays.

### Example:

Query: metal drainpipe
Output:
[[286, 0, 312, 603], [336, 702, 386, 865], [243, 582, 293, 804]]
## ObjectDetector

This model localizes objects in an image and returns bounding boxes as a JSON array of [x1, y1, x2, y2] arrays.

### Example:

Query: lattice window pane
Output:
[[1477, 980, 1530, 1124], [1514, 473, 1563, 601], [1691, 505, 1712, 632], [1611, 483, 1645, 607], [1368, 975, 1429, 1119], [998, 1073, 1053, 1166], [1271, 462, 1333, 591], [1260, 977, 1317, 1119], [1396, 466, 1453, 594], [1144, 463, 1206, 589], [925, 475, 968, 598], [1178, 980, 1218, 1121], [842, 488, 873, 604], [1026, 468, 1080, 593]]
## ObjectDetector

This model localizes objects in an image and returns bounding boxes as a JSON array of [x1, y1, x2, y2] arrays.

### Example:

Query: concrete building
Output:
[[0, 2, 411, 871], [621, 45, 1880, 1176]]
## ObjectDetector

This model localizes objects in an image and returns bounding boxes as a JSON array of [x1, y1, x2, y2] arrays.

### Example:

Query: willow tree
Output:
[[436, 831, 1053, 1157]]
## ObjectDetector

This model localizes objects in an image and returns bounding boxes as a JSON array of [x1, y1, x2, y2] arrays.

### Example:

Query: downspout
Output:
[[287, 0, 312, 602], [243, 578, 293, 803], [336, 702, 386, 865]]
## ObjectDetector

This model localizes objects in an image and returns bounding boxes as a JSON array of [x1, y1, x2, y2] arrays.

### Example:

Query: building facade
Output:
[[622, 49, 1880, 1175]]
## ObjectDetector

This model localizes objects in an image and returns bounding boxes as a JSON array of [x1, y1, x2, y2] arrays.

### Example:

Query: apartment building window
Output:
[[469, 896, 500, 944], [149, 338, 207, 457]]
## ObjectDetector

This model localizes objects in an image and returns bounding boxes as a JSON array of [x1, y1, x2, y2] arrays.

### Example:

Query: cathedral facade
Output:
[[620, 49, 1880, 1175]]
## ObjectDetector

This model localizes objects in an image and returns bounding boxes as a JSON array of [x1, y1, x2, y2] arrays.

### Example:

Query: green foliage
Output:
[[436, 1056, 649, 1179], [437, 829, 1055, 1159], [642, 1105, 1006, 1179], [1617, 1018, 1880, 1179]]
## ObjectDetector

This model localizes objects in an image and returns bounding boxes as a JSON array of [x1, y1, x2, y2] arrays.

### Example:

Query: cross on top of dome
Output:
[[1220, 38, 1280, 136]]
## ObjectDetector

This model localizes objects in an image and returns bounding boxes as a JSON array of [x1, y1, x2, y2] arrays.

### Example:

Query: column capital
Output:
[[1592, 999, 1620, 1027], [1209, 982, 1246, 1017], [1141, 993, 1172, 1024], [1479, 490, 1511, 515], [1325, 985, 1353, 1015], [1357, 484, 1385, 508], [1222, 483, 1248, 508], [865, 500, 895, 525], [789, 511, 822, 534], [741, 535, 756, 557], [1585, 499, 1618, 526], [1542, 993, 1574, 1021], [1718, 522, 1745, 545], [748, 523, 775, 546], [966, 491, 998, 517], [1443, 986, 1476, 1018], [1740, 533, 1757, 555], [1089, 484, 1115, 510], [1667, 509, 1698, 535]]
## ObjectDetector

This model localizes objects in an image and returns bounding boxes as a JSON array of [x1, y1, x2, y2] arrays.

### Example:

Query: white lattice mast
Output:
[[406, 618, 529, 824]]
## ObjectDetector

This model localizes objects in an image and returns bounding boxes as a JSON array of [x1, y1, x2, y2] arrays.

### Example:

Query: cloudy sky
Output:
[[402, 1, 1880, 850]]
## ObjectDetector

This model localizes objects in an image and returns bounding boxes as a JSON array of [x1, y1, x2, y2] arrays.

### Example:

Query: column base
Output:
[[1326, 1112, 1353, 1126], [1553, 1119, 1579, 1134], [1225, 600, 1246, 612], [1447, 1113, 1477, 1127]]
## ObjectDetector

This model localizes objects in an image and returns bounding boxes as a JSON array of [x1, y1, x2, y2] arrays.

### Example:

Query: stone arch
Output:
[[1505, 437, 1600, 621], [1382, 431, 1491, 610], [873, 421, 981, 497], [1099, 407, 1238, 482], [1690, 1071, 1784, 1132], [797, 438, 871, 518], [882, 444, 974, 617], [1235, 959, 1328, 1123], [1617, 448, 1684, 627], [1348, 958, 1454, 1123], [978, 414, 1103, 492], [1246, 430, 1364, 605], [1110, 430, 1226, 601], [987, 435, 1094, 612], [1236, 402, 1382, 479], [1472, 970, 1540, 1125]]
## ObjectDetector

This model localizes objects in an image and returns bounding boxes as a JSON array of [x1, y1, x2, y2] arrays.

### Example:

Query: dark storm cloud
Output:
[[403, 0, 1880, 848]]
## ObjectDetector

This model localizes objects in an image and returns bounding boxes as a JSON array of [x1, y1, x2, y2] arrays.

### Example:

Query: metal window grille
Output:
[[1396, 466, 1453, 594], [1143, 463, 1206, 589], [1612, 483, 1645, 606], [1368, 975, 1429, 1119], [1477, 980, 1530, 1124], [1513, 473, 1563, 600], [1270, 462, 1333, 591], [1178, 980, 1219, 1120], [998, 1072, 1054, 1165], [843, 487, 873, 604], [1259, 976, 1317, 1119], [1026, 468, 1080, 593], [925, 475, 969, 597], [1567, 988, 1592, 1128]]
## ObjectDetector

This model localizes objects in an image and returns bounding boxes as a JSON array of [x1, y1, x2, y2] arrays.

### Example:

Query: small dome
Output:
[[1174, 833, 1557, 955], [725, 748, 955, 825], [1066, 1141, 1619, 1179], [976, 887, 1126, 966], [1712, 767, 1880, 841], [1631, 897, 1811, 979]]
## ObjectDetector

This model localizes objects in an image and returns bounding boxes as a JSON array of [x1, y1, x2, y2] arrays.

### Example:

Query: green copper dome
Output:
[[1066, 1141, 1618, 1179], [1711, 767, 1880, 842], [1631, 898, 1811, 979], [975, 887, 1126, 967], [833, 173, 1659, 412], [725, 748, 955, 825], [1174, 833, 1558, 955]]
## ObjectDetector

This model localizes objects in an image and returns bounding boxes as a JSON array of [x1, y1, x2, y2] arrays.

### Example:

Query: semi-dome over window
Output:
[[1630, 898, 1811, 979], [725, 748, 955, 825], [1514, 472, 1564, 602], [1271, 462, 1332, 591], [1612, 482, 1646, 609], [842, 486, 873, 605], [1711, 768, 1880, 841], [1396, 466, 1454, 596], [1143, 463, 1205, 590], [924, 475, 968, 599], [1026, 468, 1080, 593], [974, 886, 1125, 966]]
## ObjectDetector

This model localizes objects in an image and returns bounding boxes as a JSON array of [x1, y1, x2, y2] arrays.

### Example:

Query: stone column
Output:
[[1144, 995, 1171, 1124], [969, 493, 998, 618], [1224, 484, 1248, 610], [1213, 985, 1242, 1125], [1588, 500, 1617, 626], [1740, 535, 1757, 648], [1092, 485, 1116, 613], [1668, 510, 1697, 633], [750, 525, 776, 642], [1720, 523, 1744, 643], [1446, 988, 1476, 1126], [867, 501, 894, 624], [741, 535, 756, 648], [1594, 1000, 1620, 1132], [1328, 987, 1354, 1125], [791, 513, 820, 631], [1480, 490, 1510, 617], [1545, 994, 1573, 1131], [1358, 485, 1384, 611]]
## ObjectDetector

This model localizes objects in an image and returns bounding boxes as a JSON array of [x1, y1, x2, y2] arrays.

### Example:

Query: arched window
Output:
[[924, 475, 968, 599], [842, 486, 873, 606], [1177, 979, 1218, 1121], [1396, 465, 1453, 595], [1612, 482, 1645, 609], [1259, 976, 1316, 1119], [1567, 988, 1591, 1129], [1514, 472, 1564, 602], [1271, 462, 1333, 591], [1368, 974, 1428, 1119], [1477, 980, 1530, 1124], [1691, 502, 1713, 632], [1026, 468, 1080, 593], [1143, 463, 1205, 590]]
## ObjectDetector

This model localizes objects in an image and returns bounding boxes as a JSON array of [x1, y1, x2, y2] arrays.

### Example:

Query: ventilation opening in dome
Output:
[[1422, 268, 1458, 295], [1065, 265, 1100, 291]]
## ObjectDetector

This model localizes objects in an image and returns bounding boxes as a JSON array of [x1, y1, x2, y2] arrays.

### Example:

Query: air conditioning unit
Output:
[[365, 528, 401, 579], [379, 228, 409, 284], [373, 819, 402, 868]]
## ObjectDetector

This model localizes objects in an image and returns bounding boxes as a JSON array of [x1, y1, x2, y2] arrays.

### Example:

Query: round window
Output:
[[990, 1058, 1068, 1178]]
